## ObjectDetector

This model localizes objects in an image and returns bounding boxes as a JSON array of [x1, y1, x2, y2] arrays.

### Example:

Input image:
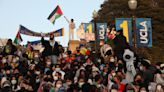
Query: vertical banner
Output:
[[96, 23, 107, 40], [135, 18, 152, 47], [83, 23, 95, 42], [77, 23, 85, 40], [115, 18, 132, 46]]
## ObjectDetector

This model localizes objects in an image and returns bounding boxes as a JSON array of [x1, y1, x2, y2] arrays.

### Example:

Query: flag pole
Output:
[[64, 16, 69, 23]]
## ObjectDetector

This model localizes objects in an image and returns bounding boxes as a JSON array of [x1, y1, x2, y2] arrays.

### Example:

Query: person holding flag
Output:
[[64, 16, 75, 40], [41, 33, 60, 65]]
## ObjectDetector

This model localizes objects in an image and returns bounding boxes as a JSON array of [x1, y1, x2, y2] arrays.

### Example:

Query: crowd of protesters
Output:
[[0, 30, 163, 92]]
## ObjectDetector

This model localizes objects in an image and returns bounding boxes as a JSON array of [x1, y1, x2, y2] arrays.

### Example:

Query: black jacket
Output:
[[41, 37, 60, 57], [113, 34, 130, 59]]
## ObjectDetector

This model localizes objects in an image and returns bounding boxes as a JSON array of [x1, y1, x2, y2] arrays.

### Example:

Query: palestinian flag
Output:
[[14, 31, 23, 44], [48, 5, 63, 24]]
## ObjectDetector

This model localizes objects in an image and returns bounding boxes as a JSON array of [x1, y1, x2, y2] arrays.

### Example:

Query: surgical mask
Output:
[[161, 70, 164, 73], [97, 59, 101, 63], [35, 71, 40, 75], [140, 90, 146, 92], [111, 89, 117, 92], [16, 57, 19, 61], [140, 66, 143, 71], [56, 84, 62, 88], [88, 79, 93, 85], [12, 59, 17, 63], [79, 82, 84, 87], [112, 72, 116, 77], [66, 82, 72, 85], [127, 90, 134, 92], [34, 61, 39, 65], [11, 80, 17, 85], [56, 68, 61, 72], [2, 59, 7, 63], [36, 79, 40, 83], [34, 55, 39, 58], [157, 85, 162, 90], [148, 85, 152, 91], [103, 72, 107, 76], [53, 76, 58, 80], [97, 84, 101, 88], [47, 62, 51, 65], [100, 66, 104, 71], [63, 54, 68, 58], [110, 58, 115, 62], [17, 51, 22, 56]]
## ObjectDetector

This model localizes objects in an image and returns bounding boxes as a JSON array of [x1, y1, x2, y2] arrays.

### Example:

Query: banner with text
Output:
[[19, 25, 64, 37], [96, 23, 107, 44], [135, 18, 152, 47], [115, 18, 133, 46], [83, 23, 95, 42]]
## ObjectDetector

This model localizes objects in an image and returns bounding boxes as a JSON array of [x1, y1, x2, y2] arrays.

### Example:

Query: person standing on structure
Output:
[[64, 16, 75, 40]]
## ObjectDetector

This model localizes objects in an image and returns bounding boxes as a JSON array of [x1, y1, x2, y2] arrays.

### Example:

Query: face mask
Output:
[[97, 84, 101, 88], [140, 90, 146, 92], [111, 89, 117, 92], [110, 58, 115, 62], [6, 74, 11, 78], [88, 79, 93, 85], [34, 61, 39, 65], [63, 54, 68, 58], [161, 70, 164, 73], [112, 72, 116, 77], [136, 80, 142, 83], [66, 82, 72, 85], [140, 66, 143, 71], [148, 85, 152, 90], [35, 71, 40, 75], [34, 55, 39, 58], [97, 59, 101, 63], [2, 59, 7, 63], [118, 64, 123, 68], [79, 82, 84, 87], [53, 76, 58, 80], [36, 79, 40, 83], [16, 57, 19, 61], [12, 59, 17, 63], [47, 62, 51, 65], [56, 68, 61, 72], [11, 80, 17, 85], [77, 50, 80, 53], [103, 72, 107, 76], [50, 37, 54, 40], [157, 85, 162, 90], [17, 51, 22, 56], [56, 84, 62, 88], [100, 66, 104, 71], [127, 90, 134, 92], [92, 72, 97, 77]]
